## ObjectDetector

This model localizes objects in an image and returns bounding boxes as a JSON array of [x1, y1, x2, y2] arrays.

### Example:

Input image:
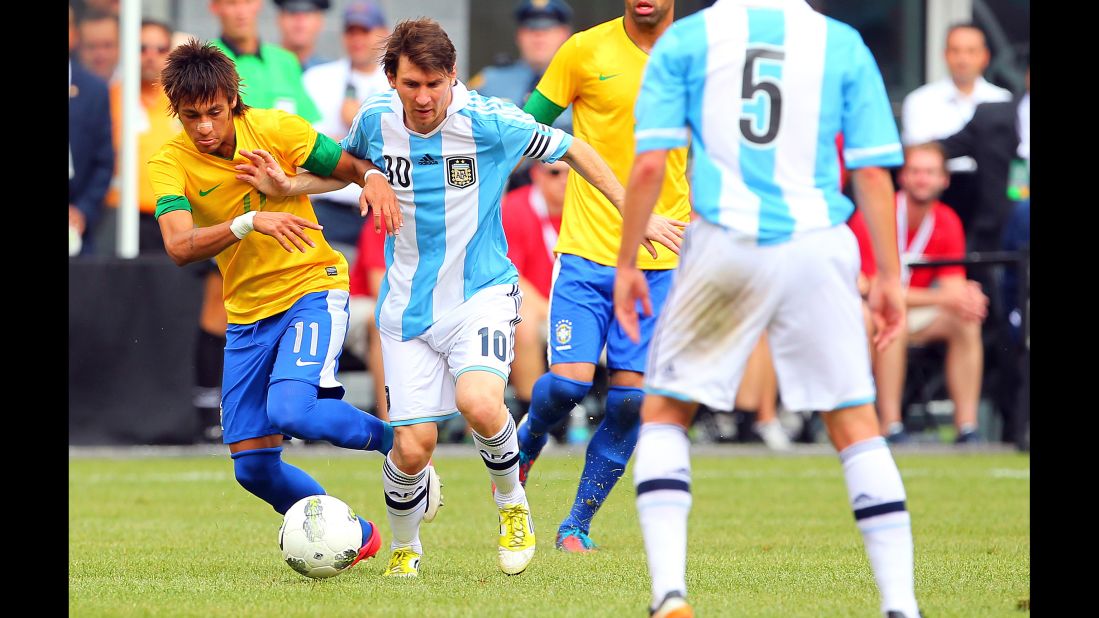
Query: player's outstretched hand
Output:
[[643, 214, 687, 259], [869, 275, 906, 351], [235, 149, 292, 196], [252, 211, 322, 253], [614, 265, 652, 344], [360, 172, 401, 235]]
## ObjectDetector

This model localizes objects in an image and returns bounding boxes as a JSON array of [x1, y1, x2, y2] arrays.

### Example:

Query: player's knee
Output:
[[390, 438, 432, 474], [232, 447, 281, 493], [266, 380, 318, 437], [541, 372, 592, 405], [456, 391, 502, 428], [605, 386, 644, 431]]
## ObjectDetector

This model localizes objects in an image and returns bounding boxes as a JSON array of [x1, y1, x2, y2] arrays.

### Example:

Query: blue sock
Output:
[[232, 446, 326, 514], [519, 373, 592, 461], [357, 516, 374, 548], [267, 380, 392, 453], [561, 386, 643, 534]]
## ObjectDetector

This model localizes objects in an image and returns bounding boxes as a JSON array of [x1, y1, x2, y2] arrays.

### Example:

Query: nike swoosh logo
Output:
[[295, 359, 320, 366], [199, 183, 223, 196], [599, 73, 622, 81]]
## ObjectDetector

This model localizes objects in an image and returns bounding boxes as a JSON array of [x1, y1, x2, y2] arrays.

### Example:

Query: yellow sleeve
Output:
[[271, 110, 319, 169], [147, 151, 185, 201], [535, 32, 582, 108]]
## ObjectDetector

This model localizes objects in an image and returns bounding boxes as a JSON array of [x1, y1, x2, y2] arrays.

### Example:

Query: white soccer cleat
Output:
[[756, 419, 792, 451], [497, 502, 536, 575], [422, 464, 444, 523]]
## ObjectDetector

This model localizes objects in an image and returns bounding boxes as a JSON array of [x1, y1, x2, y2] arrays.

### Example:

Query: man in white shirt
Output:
[[902, 24, 1011, 235], [302, 0, 391, 256]]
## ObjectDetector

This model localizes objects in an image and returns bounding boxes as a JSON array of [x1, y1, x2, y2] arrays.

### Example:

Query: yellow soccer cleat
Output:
[[382, 546, 421, 578], [497, 502, 536, 575]]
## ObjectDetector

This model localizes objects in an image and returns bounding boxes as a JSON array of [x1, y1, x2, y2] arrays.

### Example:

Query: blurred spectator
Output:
[[501, 160, 567, 424], [274, 0, 330, 71], [302, 0, 389, 255], [209, 0, 320, 120], [347, 217, 390, 421], [77, 9, 120, 83], [938, 65, 1029, 253], [1001, 199, 1029, 346], [70, 3, 114, 256], [851, 143, 988, 444], [901, 23, 1011, 239], [469, 0, 574, 189], [97, 19, 179, 256]]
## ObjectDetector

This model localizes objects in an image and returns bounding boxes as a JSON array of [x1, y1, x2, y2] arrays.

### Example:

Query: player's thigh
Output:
[[379, 329, 459, 427], [770, 225, 875, 412], [644, 220, 777, 411], [344, 295, 376, 361], [221, 320, 282, 445], [547, 254, 616, 367], [270, 289, 349, 395], [607, 266, 676, 374]]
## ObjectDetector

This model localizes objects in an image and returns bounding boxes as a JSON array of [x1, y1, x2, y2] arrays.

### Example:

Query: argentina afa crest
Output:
[[446, 156, 477, 188]]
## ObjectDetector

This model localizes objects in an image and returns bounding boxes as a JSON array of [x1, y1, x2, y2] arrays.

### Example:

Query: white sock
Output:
[[634, 423, 692, 609], [382, 453, 427, 554], [473, 414, 527, 508], [840, 437, 919, 616]]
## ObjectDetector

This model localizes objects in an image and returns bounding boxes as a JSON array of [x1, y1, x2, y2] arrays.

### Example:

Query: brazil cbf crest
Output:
[[554, 319, 573, 345], [446, 156, 476, 188]]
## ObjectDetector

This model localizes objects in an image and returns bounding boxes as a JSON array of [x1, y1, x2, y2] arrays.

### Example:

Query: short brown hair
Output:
[[161, 40, 250, 117], [382, 18, 456, 79], [903, 142, 948, 171]]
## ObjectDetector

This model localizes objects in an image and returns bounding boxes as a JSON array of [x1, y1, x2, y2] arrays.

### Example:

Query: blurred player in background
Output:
[[615, 1, 922, 616], [515, 0, 689, 553], [150, 41, 409, 572]]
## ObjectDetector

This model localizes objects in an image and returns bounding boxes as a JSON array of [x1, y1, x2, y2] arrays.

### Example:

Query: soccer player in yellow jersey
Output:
[[149, 41, 436, 571], [516, 0, 689, 553]]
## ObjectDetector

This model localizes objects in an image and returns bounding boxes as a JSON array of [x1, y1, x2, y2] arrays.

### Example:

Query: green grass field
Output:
[[69, 449, 1029, 617]]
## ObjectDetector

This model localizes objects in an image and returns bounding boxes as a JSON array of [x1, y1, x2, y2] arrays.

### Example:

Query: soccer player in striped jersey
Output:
[[238, 18, 674, 578], [150, 41, 411, 572], [515, 0, 690, 555], [614, 1, 921, 617]]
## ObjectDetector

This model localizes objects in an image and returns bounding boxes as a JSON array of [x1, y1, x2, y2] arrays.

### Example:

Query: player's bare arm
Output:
[[158, 208, 322, 266], [235, 149, 398, 234], [559, 138, 686, 259], [851, 166, 907, 351], [613, 148, 669, 343]]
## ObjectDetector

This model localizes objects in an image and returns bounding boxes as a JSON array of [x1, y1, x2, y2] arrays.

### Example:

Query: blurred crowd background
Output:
[[68, 0, 1029, 451]]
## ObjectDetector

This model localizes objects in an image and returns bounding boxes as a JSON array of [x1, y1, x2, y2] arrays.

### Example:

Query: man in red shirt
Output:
[[502, 160, 567, 423], [849, 143, 988, 444]]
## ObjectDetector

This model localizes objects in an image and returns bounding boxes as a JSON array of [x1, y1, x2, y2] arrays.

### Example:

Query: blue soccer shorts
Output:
[[546, 253, 673, 373], [220, 289, 351, 444]]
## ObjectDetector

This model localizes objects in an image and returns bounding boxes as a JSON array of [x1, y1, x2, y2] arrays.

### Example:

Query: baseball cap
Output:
[[344, 0, 385, 30], [515, 0, 573, 29]]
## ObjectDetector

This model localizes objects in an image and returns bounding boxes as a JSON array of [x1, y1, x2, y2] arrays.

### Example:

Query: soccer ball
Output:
[[279, 495, 363, 579]]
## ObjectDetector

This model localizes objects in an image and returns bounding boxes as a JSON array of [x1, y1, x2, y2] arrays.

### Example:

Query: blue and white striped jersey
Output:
[[635, 0, 903, 245], [342, 81, 572, 340]]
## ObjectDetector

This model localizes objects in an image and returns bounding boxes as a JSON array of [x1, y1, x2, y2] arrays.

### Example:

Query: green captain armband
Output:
[[154, 195, 191, 219], [523, 90, 566, 126], [302, 133, 342, 177]]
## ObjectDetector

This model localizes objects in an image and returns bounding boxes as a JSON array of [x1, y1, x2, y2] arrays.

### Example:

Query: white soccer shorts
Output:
[[380, 283, 522, 426], [645, 219, 876, 413]]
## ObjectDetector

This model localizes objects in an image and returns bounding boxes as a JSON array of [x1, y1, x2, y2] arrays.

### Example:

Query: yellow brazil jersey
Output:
[[147, 108, 349, 324], [530, 17, 690, 269]]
